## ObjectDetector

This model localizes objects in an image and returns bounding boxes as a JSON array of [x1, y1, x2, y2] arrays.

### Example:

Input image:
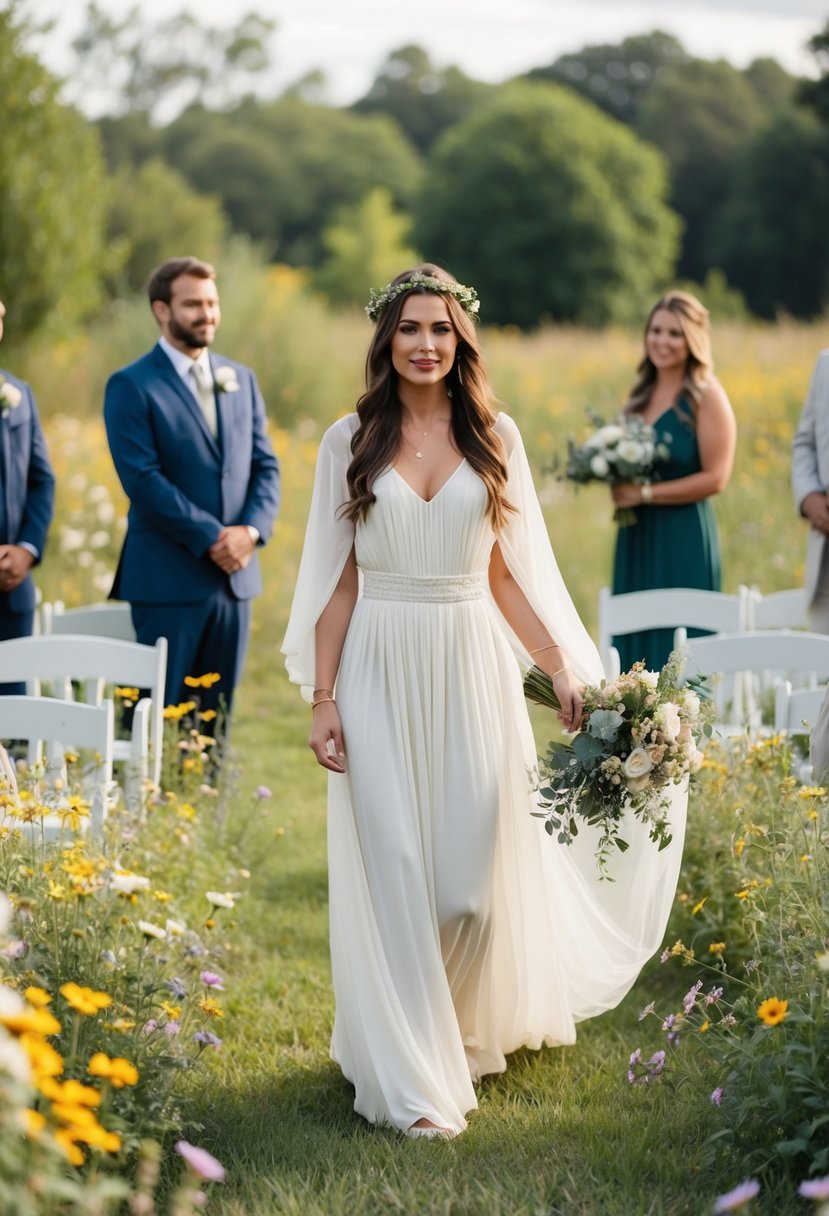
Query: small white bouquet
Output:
[[563, 410, 671, 524], [524, 651, 712, 878]]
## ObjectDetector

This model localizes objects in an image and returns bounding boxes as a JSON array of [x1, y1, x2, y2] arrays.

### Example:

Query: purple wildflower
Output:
[[710, 1087, 723, 1107], [799, 1177, 829, 1200], [164, 1020, 181, 1036], [705, 986, 724, 1006], [629, 1049, 642, 1067], [683, 980, 703, 1014], [660, 948, 671, 963], [638, 1002, 655, 1021], [713, 1178, 760, 1212], [648, 1050, 666, 1072], [720, 1014, 737, 1028], [185, 943, 207, 957], [662, 1013, 676, 1031], [200, 970, 225, 990], [193, 1030, 223, 1049], [255, 785, 272, 799], [166, 977, 188, 999], [667, 1030, 681, 1047], [744, 959, 759, 975], [175, 1141, 226, 1183], [101, 949, 119, 966], [143, 1018, 158, 1034]]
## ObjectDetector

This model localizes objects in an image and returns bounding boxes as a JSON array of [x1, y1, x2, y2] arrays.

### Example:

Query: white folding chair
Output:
[[678, 630, 829, 738], [0, 696, 114, 835], [774, 681, 827, 735], [747, 587, 809, 631], [598, 585, 751, 680], [41, 600, 136, 642], [0, 635, 166, 803]]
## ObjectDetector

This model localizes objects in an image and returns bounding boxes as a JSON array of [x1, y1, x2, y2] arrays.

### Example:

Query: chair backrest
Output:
[[41, 601, 136, 642], [747, 587, 809, 631], [774, 681, 828, 735], [598, 585, 750, 674], [0, 635, 167, 788], [679, 629, 829, 681], [0, 697, 114, 834], [678, 629, 829, 733]]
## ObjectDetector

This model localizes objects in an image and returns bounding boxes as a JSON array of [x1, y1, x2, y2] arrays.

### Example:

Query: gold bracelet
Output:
[[640, 483, 653, 504], [529, 642, 561, 656], [551, 665, 570, 678], [312, 688, 334, 697], [311, 696, 336, 709]]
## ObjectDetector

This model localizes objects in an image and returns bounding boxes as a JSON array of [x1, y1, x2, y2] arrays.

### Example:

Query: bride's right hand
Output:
[[309, 701, 347, 773], [553, 668, 584, 734]]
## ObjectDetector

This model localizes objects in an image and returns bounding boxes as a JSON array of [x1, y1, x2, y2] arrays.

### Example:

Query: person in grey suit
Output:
[[792, 350, 829, 632]]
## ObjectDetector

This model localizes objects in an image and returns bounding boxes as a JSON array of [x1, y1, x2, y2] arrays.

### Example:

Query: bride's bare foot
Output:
[[406, 1118, 455, 1140]]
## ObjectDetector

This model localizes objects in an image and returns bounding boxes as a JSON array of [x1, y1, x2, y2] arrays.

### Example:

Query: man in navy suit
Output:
[[104, 257, 280, 726], [0, 298, 55, 696]]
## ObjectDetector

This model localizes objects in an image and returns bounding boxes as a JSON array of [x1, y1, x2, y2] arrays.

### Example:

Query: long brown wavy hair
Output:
[[343, 264, 514, 530], [624, 290, 714, 424]]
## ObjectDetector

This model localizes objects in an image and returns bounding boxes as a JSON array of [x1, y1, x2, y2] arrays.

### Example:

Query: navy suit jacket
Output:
[[0, 370, 55, 614], [104, 343, 280, 604]]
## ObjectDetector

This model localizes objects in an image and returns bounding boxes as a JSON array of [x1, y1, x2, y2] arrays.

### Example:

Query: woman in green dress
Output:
[[611, 291, 737, 671]]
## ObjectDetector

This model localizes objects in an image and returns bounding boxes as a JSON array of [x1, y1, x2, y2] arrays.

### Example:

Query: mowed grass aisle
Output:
[[36, 316, 828, 1213]]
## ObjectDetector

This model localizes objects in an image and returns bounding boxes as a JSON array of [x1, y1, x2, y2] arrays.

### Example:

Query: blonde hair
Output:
[[624, 291, 714, 422]]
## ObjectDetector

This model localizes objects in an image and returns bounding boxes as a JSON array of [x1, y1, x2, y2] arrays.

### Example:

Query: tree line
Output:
[[3, 0, 829, 342]]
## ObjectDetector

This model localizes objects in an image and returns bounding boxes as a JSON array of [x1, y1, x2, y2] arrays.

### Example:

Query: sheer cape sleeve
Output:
[[493, 413, 604, 686], [281, 414, 357, 702]]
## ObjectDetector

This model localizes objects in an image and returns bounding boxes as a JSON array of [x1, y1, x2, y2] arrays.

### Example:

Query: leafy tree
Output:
[[524, 31, 688, 125], [713, 111, 829, 318], [106, 158, 229, 294], [68, 3, 276, 119], [351, 44, 494, 152], [0, 2, 109, 341], [799, 19, 829, 123], [163, 97, 422, 266], [414, 83, 679, 328], [313, 188, 420, 306], [635, 58, 784, 282]]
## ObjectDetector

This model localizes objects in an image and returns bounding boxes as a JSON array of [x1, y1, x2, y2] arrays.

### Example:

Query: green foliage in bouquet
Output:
[[524, 651, 713, 877]]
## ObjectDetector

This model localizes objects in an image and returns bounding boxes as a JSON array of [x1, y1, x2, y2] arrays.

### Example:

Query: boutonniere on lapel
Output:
[[214, 366, 240, 395], [0, 375, 22, 418]]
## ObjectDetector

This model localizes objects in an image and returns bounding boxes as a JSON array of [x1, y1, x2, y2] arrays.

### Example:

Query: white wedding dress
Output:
[[283, 412, 687, 1135]]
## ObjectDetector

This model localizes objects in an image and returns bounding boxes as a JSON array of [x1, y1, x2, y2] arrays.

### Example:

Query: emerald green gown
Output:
[[611, 400, 721, 671]]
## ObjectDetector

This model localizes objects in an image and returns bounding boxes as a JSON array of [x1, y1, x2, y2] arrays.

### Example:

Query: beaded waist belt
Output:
[[361, 570, 488, 603]]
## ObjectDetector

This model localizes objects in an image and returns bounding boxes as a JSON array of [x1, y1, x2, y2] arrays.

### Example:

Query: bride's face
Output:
[[391, 294, 458, 388]]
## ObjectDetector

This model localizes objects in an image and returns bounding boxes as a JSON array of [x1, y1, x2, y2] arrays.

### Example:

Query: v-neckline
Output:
[[390, 459, 466, 504]]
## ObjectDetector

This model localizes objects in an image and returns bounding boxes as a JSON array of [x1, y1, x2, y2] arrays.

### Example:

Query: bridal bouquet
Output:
[[524, 651, 711, 878], [563, 410, 671, 524]]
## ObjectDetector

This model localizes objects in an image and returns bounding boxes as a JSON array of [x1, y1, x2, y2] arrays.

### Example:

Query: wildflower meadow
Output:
[[2, 279, 829, 1214]]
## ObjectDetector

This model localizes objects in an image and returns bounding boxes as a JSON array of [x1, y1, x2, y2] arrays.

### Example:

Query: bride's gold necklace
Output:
[[402, 413, 450, 460]]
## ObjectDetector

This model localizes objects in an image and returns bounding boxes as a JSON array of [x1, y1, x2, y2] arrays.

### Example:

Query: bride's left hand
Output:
[[553, 668, 584, 733]]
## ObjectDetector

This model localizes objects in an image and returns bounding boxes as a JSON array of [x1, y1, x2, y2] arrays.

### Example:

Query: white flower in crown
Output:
[[214, 366, 240, 394], [0, 376, 23, 414]]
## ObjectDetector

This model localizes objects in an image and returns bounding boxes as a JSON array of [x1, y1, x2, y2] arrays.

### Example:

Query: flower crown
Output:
[[365, 272, 480, 324]]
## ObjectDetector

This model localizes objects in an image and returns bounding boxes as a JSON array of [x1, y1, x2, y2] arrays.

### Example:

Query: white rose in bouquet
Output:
[[590, 454, 610, 478], [655, 702, 682, 742], [593, 424, 625, 446], [617, 439, 645, 465], [623, 747, 653, 780]]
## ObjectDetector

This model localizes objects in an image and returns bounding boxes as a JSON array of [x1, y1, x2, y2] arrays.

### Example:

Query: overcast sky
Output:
[[27, 0, 825, 106]]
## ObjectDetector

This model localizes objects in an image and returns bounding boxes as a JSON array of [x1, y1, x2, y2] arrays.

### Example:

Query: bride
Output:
[[282, 264, 687, 1139]]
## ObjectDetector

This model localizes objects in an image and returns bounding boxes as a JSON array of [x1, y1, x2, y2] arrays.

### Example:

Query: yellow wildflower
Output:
[[60, 982, 112, 1016], [22, 1108, 46, 1137], [1, 1005, 62, 1037], [198, 996, 224, 1019], [114, 687, 139, 700], [199, 709, 217, 722], [46, 881, 67, 901], [692, 896, 707, 916], [87, 1052, 139, 1088], [23, 987, 51, 1008], [699, 1020, 710, 1033], [708, 942, 726, 955], [184, 672, 221, 688], [799, 786, 826, 799], [734, 838, 746, 857], [757, 997, 789, 1026], [22, 1035, 64, 1080], [54, 1128, 85, 1165]]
